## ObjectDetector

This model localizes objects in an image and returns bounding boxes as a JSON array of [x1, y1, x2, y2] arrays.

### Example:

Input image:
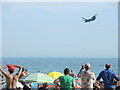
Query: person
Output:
[[95, 64, 120, 90], [0, 64, 22, 89], [25, 69, 29, 75], [77, 63, 96, 89], [38, 83, 50, 90], [38, 71, 40, 73], [116, 74, 120, 90], [54, 84, 60, 90], [0, 74, 2, 90], [54, 68, 75, 90], [23, 82, 32, 90], [19, 68, 27, 79], [70, 70, 77, 78]]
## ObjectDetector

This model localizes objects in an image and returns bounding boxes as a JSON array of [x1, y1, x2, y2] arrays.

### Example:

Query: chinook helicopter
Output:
[[82, 14, 97, 23]]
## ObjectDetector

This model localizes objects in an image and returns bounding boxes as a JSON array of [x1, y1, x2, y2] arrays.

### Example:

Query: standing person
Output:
[[19, 68, 27, 86], [54, 68, 75, 90], [25, 69, 29, 75], [19, 68, 27, 79], [95, 64, 120, 90], [0, 64, 22, 89], [70, 70, 77, 78], [77, 63, 96, 89]]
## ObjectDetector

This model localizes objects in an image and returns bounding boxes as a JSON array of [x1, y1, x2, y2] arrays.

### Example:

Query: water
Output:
[[1, 58, 118, 77]]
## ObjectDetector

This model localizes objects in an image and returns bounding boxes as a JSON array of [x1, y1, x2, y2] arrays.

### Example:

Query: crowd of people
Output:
[[0, 63, 120, 90], [54, 63, 120, 90]]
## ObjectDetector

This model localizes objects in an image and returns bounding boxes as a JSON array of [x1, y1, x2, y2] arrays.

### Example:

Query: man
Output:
[[96, 64, 120, 90], [0, 64, 22, 89], [77, 63, 96, 89], [54, 68, 75, 90]]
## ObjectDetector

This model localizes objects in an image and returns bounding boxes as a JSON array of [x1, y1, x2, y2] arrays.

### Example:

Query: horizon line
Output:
[[0, 57, 118, 59]]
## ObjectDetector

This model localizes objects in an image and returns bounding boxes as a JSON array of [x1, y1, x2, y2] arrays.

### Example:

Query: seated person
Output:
[[38, 83, 49, 90]]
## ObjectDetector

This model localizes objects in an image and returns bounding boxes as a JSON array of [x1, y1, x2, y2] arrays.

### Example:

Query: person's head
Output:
[[8, 65, 15, 74], [105, 64, 110, 69], [71, 70, 74, 73], [25, 69, 28, 72], [43, 83, 48, 88], [64, 68, 70, 75], [22, 68, 25, 72], [85, 63, 91, 70]]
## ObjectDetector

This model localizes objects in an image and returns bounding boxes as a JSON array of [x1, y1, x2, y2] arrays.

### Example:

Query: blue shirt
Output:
[[96, 69, 120, 88]]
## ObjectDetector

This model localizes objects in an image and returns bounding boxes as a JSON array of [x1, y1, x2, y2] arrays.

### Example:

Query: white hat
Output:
[[85, 63, 91, 68]]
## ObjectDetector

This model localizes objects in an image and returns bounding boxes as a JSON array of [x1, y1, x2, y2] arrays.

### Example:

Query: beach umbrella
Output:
[[47, 72, 64, 79], [19, 73, 54, 83]]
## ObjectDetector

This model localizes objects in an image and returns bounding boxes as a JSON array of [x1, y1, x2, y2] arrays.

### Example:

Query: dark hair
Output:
[[22, 68, 25, 72], [105, 64, 110, 69], [64, 68, 70, 75], [9, 70, 14, 74], [85, 66, 90, 70], [43, 83, 48, 88], [25, 69, 28, 72]]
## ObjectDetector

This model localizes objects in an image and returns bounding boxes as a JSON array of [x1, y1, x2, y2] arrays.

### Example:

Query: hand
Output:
[[81, 64, 85, 69], [97, 85, 100, 89], [6, 64, 10, 67]]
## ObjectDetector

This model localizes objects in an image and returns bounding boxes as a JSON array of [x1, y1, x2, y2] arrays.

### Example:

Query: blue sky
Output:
[[2, 2, 118, 58]]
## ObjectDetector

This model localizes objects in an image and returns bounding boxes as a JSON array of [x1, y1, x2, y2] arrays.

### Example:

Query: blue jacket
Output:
[[96, 69, 120, 88]]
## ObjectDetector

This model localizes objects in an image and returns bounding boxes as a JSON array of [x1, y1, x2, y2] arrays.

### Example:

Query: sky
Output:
[[1, 2, 118, 58], [1, 0, 120, 2]]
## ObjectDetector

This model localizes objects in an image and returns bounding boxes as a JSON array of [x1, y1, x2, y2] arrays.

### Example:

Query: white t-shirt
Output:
[[78, 71, 96, 89]]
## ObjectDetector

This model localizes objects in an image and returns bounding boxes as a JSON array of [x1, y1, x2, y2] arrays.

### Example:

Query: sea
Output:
[[1, 58, 119, 77]]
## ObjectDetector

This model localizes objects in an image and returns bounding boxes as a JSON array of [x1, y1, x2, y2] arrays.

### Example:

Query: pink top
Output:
[[78, 71, 96, 88], [70, 73, 77, 78]]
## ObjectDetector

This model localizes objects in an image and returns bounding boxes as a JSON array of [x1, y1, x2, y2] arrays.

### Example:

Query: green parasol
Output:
[[19, 73, 54, 83]]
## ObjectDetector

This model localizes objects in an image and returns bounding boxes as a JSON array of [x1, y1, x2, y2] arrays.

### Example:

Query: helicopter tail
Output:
[[82, 17, 86, 20], [95, 13, 98, 17], [82, 17, 86, 22]]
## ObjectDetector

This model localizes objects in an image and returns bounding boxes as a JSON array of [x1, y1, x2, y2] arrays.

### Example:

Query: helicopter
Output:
[[82, 14, 97, 23]]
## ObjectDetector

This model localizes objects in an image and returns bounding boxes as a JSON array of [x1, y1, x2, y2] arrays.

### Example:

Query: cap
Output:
[[85, 63, 91, 68], [8, 65, 15, 72]]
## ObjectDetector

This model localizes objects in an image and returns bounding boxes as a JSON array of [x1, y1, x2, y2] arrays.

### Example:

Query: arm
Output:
[[94, 80, 100, 89], [54, 79, 60, 85], [113, 73, 120, 81], [72, 81, 75, 90], [13, 65, 22, 77], [92, 73, 96, 83], [77, 65, 85, 77], [0, 65, 8, 78], [96, 71, 102, 81], [94, 71, 103, 89], [13, 65, 22, 68]]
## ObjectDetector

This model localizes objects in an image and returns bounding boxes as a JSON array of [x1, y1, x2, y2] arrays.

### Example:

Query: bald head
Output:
[[105, 64, 110, 69]]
